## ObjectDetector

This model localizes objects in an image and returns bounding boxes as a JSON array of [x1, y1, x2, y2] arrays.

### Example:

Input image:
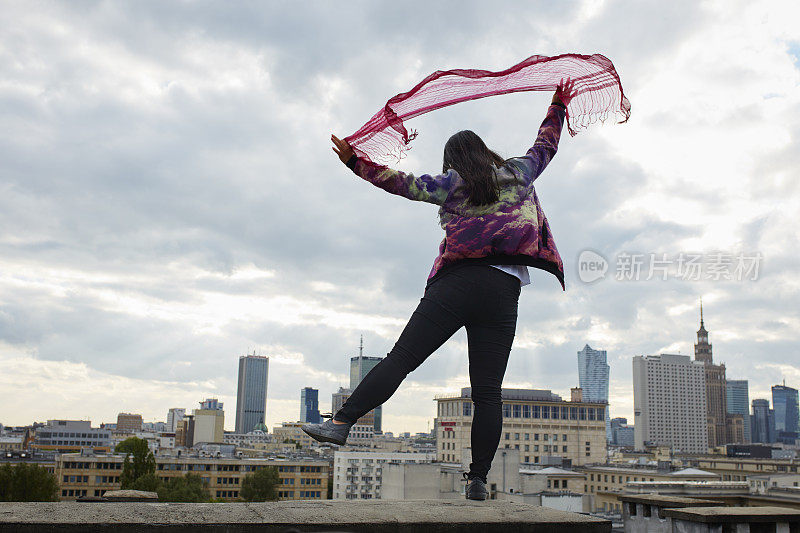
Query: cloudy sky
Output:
[[1, 0, 798, 435]]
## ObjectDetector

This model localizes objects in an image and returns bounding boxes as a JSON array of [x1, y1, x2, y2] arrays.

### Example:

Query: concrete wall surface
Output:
[[0, 500, 611, 533]]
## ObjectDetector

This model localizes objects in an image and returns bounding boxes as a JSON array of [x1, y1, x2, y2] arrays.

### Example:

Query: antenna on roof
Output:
[[359, 335, 364, 358]]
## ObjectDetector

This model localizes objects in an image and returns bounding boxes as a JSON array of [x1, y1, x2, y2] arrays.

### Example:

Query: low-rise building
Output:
[[273, 422, 316, 448], [56, 452, 329, 501], [0, 436, 24, 452], [33, 420, 112, 453], [332, 450, 436, 500], [579, 464, 719, 513]]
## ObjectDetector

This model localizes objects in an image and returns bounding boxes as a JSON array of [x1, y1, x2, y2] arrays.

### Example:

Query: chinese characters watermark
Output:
[[577, 250, 762, 283]]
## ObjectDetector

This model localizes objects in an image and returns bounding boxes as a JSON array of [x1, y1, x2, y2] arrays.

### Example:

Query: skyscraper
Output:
[[577, 344, 611, 440], [751, 398, 775, 443], [235, 354, 269, 434], [633, 353, 708, 453], [349, 337, 384, 433], [726, 380, 751, 444], [772, 384, 799, 443], [300, 387, 322, 424], [166, 408, 186, 433], [694, 301, 729, 447]]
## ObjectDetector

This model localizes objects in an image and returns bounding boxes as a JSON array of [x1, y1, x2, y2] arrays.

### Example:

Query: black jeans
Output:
[[335, 264, 521, 480]]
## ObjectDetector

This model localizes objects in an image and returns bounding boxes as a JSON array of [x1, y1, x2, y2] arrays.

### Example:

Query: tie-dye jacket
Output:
[[346, 104, 567, 290]]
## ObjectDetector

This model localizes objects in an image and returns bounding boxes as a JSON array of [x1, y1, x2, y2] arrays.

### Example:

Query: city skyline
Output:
[[1, 1, 798, 436], [0, 333, 794, 438]]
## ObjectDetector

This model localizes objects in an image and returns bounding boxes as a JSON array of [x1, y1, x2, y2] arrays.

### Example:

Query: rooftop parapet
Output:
[[0, 500, 611, 533]]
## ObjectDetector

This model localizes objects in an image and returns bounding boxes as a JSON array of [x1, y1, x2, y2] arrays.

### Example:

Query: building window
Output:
[[532, 405, 540, 419], [513, 404, 521, 418], [463, 402, 472, 416], [523, 405, 531, 418], [541, 406, 550, 419], [588, 408, 596, 420]]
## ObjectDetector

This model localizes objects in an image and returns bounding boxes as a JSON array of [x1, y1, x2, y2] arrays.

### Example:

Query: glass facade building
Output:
[[300, 387, 321, 424], [772, 384, 799, 443], [751, 398, 775, 443], [577, 344, 610, 440], [235, 355, 269, 434], [726, 380, 751, 444], [350, 355, 384, 432]]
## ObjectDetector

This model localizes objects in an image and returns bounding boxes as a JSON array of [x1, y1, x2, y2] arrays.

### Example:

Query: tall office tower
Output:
[[578, 344, 611, 441], [693, 302, 729, 447], [726, 380, 751, 444], [772, 384, 800, 443], [349, 337, 384, 433], [633, 353, 708, 453], [751, 398, 776, 443], [235, 354, 270, 434], [166, 408, 186, 433], [300, 387, 322, 424]]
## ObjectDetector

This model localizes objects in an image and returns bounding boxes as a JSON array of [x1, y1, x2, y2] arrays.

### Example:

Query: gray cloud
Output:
[[1, 0, 798, 431]]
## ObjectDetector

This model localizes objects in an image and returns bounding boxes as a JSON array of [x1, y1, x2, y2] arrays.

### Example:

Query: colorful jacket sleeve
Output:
[[509, 104, 566, 186], [346, 156, 452, 206]]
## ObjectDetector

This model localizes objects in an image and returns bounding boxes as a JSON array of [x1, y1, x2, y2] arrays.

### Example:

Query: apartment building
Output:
[[56, 453, 329, 501], [332, 450, 436, 500], [435, 387, 607, 467]]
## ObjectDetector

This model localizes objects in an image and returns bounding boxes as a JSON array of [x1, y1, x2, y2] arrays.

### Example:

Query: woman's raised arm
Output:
[[332, 134, 452, 206]]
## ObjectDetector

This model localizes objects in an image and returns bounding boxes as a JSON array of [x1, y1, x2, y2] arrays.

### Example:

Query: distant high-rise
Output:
[[726, 380, 751, 444], [166, 408, 186, 433], [610, 417, 634, 447], [633, 353, 708, 453], [235, 354, 269, 434], [578, 344, 611, 440], [751, 398, 776, 444], [694, 301, 729, 448], [772, 384, 799, 443], [350, 337, 384, 433], [301, 387, 322, 424]]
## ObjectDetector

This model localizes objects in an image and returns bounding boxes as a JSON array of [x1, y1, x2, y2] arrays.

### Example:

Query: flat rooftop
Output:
[[0, 500, 612, 533]]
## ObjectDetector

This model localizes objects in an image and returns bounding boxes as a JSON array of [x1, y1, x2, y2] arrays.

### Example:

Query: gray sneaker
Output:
[[301, 419, 352, 445]]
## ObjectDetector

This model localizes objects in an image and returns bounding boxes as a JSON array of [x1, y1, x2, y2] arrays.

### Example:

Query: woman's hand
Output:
[[552, 78, 577, 108], [331, 134, 355, 164]]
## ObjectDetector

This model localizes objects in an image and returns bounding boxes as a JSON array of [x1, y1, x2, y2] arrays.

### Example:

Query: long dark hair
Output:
[[442, 130, 509, 206]]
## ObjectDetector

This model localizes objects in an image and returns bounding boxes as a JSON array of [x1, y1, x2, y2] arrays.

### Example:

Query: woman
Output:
[[303, 80, 576, 501]]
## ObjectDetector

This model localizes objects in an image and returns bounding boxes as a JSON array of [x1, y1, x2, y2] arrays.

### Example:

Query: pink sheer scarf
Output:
[[345, 53, 631, 164]]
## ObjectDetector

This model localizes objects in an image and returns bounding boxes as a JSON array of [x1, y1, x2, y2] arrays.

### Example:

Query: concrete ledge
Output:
[[0, 500, 611, 532], [664, 506, 800, 524], [618, 494, 725, 508]]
